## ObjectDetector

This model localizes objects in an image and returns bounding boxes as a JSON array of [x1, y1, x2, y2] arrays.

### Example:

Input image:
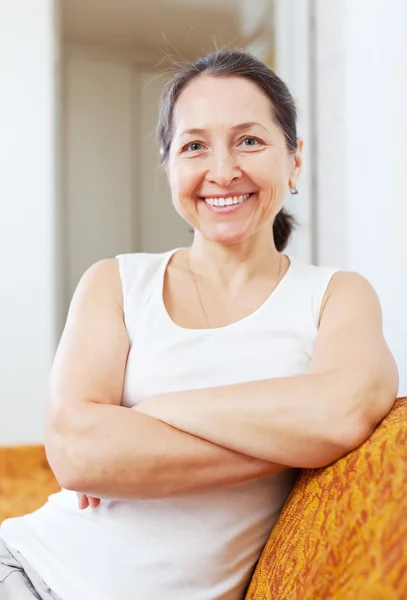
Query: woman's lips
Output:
[[200, 192, 255, 213]]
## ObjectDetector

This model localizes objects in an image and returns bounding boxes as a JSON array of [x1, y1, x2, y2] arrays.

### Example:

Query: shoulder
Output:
[[287, 258, 340, 325], [77, 258, 121, 291], [288, 257, 339, 286], [76, 250, 176, 301], [71, 258, 123, 312], [116, 249, 178, 291], [325, 270, 377, 294], [289, 259, 381, 326], [323, 270, 381, 309], [116, 249, 178, 272], [320, 270, 382, 328]]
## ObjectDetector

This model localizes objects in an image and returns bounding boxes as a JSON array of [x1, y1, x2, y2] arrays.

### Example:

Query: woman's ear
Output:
[[289, 138, 303, 190]]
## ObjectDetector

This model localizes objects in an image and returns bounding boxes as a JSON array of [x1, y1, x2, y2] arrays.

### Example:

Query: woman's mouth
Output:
[[200, 193, 254, 212]]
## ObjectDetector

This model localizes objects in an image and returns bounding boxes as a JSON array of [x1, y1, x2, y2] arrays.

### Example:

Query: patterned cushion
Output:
[[0, 445, 60, 523], [245, 397, 407, 600]]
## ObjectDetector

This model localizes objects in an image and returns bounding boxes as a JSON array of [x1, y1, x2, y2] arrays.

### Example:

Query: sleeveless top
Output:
[[1, 249, 338, 600]]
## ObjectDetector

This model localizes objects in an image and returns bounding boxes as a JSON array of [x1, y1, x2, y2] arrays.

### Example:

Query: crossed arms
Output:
[[45, 259, 398, 501]]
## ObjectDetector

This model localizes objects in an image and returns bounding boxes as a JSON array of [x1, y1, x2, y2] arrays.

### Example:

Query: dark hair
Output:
[[158, 49, 298, 251]]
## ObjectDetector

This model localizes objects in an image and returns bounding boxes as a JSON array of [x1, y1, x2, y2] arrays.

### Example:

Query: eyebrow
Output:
[[179, 122, 268, 137]]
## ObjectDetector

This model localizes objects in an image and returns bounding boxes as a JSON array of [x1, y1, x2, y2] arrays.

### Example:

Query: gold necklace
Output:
[[186, 251, 212, 328], [186, 251, 284, 330]]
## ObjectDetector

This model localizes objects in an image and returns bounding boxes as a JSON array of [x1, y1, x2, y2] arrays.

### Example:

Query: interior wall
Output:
[[63, 47, 193, 305], [315, 0, 407, 395], [274, 0, 313, 263], [138, 70, 193, 253], [64, 55, 136, 300], [0, 0, 60, 444]]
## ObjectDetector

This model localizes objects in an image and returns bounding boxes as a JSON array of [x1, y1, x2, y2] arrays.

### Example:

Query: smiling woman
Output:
[[0, 50, 398, 600], [167, 76, 300, 250], [159, 52, 300, 254]]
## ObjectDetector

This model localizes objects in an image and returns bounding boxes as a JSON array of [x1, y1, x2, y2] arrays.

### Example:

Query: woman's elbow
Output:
[[45, 423, 87, 492], [304, 418, 373, 470], [53, 463, 84, 492], [334, 375, 398, 455], [44, 446, 76, 491]]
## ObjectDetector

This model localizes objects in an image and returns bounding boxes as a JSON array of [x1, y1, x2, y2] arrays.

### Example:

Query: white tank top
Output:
[[1, 249, 338, 600]]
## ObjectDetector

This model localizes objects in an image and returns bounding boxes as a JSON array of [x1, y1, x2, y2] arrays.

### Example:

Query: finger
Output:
[[88, 496, 101, 508], [77, 493, 89, 510]]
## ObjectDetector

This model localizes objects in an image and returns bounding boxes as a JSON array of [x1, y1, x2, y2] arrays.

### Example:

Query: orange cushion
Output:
[[245, 397, 407, 600], [0, 444, 60, 523]]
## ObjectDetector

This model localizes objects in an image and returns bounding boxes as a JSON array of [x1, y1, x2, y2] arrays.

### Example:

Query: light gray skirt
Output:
[[0, 538, 61, 600]]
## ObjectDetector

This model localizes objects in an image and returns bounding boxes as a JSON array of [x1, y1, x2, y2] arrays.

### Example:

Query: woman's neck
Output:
[[187, 229, 282, 289]]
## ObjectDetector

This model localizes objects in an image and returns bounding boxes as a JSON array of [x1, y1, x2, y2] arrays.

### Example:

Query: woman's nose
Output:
[[206, 150, 242, 187]]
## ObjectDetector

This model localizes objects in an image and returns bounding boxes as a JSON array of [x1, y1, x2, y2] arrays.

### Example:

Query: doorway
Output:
[[61, 0, 314, 313]]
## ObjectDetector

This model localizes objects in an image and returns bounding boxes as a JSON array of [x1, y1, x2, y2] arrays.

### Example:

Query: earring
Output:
[[290, 187, 299, 195]]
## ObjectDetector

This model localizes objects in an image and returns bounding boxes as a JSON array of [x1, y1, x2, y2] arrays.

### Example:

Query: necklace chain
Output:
[[187, 252, 212, 328], [186, 251, 284, 329]]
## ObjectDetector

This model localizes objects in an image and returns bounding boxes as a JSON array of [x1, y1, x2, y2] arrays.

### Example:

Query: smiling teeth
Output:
[[204, 193, 251, 207]]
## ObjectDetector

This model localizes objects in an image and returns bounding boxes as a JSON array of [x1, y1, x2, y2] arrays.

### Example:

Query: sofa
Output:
[[1, 397, 406, 599], [245, 396, 407, 599]]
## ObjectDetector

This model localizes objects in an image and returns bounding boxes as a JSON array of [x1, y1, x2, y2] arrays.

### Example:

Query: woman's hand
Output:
[[77, 493, 101, 510]]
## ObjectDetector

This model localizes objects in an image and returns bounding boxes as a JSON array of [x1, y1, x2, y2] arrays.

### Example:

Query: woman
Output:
[[0, 49, 398, 600]]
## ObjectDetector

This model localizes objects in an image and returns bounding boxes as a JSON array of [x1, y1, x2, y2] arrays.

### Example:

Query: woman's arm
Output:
[[136, 272, 399, 468], [45, 259, 284, 501]]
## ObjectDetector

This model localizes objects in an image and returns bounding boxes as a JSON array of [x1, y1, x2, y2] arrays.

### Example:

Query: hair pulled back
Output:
[[158, 49, 298, 250]]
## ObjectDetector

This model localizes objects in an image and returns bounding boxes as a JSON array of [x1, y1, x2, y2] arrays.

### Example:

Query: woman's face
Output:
[[167, 75, 302, 246]]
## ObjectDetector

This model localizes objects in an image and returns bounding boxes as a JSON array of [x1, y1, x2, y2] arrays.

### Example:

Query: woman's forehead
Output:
[[173, 76, 273, 133]]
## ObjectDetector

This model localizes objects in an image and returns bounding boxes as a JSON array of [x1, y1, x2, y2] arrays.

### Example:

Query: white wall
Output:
[[274, 0, 314, 263], [315, 0, 407, 395], [138, 70, 193, 253], [64, 49, 193, 303], [64, 56, 137, 301], [0, 0, 60, 443]]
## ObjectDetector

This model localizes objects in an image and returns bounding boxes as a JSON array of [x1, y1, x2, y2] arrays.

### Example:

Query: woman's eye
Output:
[[241, 137, 261, 147], [184, 142, 203, 152]]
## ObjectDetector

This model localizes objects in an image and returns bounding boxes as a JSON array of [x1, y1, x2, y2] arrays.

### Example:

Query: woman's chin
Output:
[[200, 224, 252, 246]]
